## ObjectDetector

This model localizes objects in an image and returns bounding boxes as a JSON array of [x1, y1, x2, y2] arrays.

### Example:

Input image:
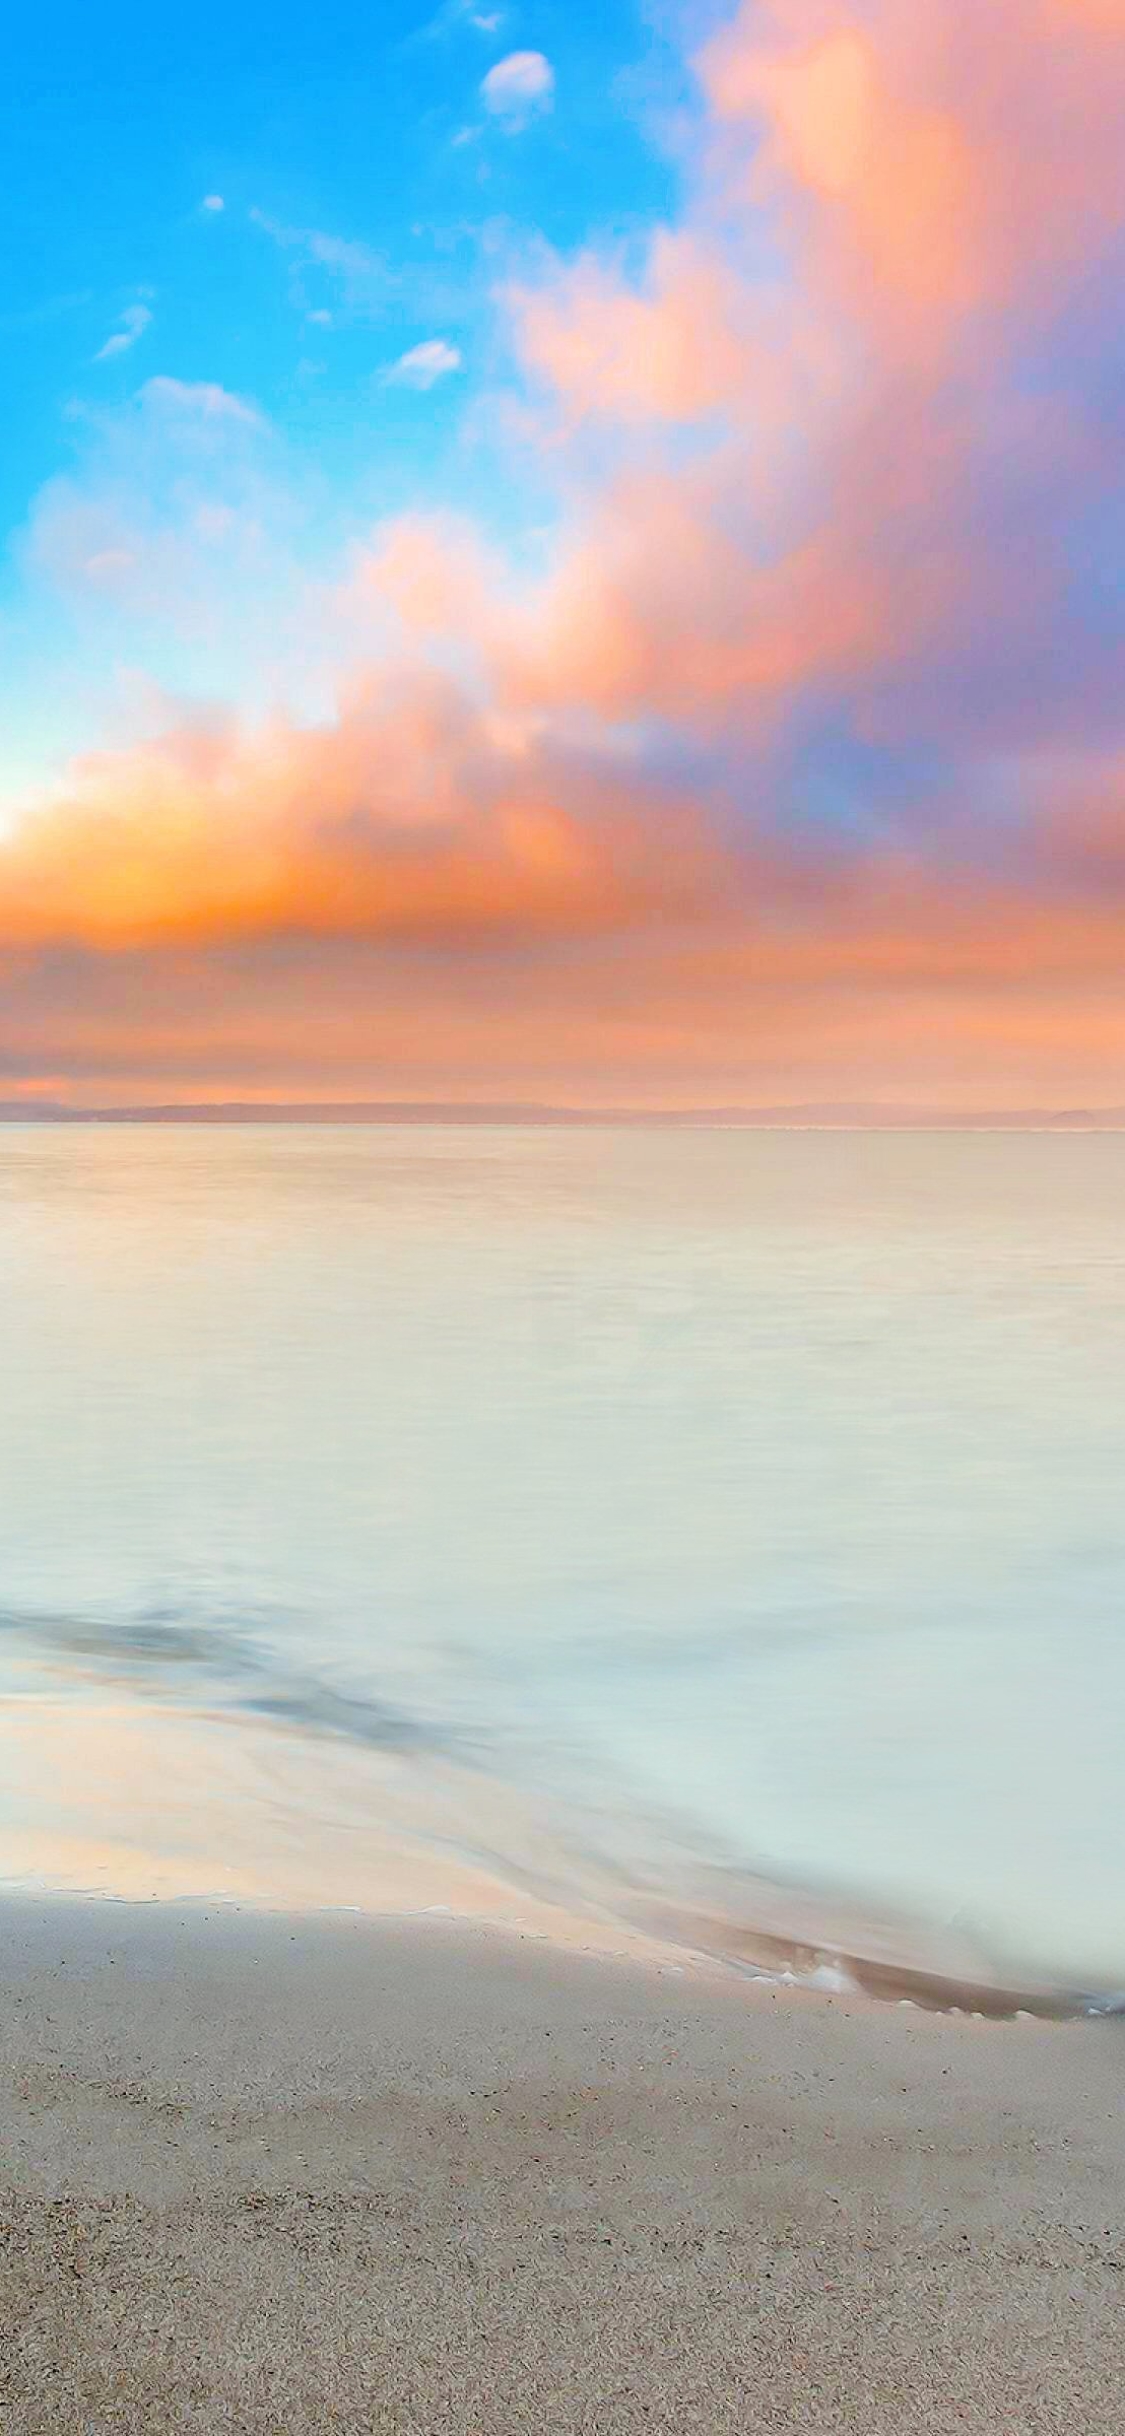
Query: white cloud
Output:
[[250, 209, 387, 320], [202, 194, 225, 214], [415, 0, 505, 39], [141, 376, 264, 428], [481, 50, 554, 126], [23, 377, 283, 644], [384, 339, 463, 390], [94, 303, 153, 363]]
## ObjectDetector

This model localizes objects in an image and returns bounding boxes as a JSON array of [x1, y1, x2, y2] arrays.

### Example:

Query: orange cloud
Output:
[[6, 865, 1125, 1111], [0, 672, 716, 954]]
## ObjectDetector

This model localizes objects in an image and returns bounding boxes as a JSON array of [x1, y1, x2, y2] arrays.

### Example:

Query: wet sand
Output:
[[1, 1895, 1123, 2433]]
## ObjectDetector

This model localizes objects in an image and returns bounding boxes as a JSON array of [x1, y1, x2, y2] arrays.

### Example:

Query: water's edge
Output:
[[5, 1851, 1122, 2022]]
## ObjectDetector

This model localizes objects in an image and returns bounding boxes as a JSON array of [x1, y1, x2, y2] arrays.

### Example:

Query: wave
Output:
[[3, 1598, 1124, 2021], [0, 1602, 467, 1763]]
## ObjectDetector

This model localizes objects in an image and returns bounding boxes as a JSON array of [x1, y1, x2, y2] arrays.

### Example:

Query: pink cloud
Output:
[[701, 0, 1125, 355], [510, 234, 757, 426]]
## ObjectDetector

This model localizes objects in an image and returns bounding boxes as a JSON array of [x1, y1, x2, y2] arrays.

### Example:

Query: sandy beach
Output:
[[1, 1898, 1122, 2432]]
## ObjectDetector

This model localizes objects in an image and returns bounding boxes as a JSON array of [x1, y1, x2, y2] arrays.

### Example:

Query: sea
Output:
[[2, 1122, 1124, 2010]]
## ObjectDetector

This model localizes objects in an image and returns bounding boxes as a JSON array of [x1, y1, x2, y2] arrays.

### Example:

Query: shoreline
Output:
[[3, 1845, 1120, 2022], [3, 1893, 1124, 2431]]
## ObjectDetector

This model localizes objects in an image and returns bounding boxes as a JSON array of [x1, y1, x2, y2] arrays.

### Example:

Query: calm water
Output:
[[2, 1124, 1125, 2003]]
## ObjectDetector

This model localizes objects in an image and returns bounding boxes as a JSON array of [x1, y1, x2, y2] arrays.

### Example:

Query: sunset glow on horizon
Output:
[[5, 0, 1125, 1110]]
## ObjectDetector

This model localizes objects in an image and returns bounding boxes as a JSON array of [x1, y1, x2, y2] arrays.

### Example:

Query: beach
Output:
[[2, 1898, 1123, 2433]]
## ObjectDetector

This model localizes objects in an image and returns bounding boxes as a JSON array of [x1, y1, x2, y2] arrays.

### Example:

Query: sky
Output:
[[3, 0, 1125, 1110]]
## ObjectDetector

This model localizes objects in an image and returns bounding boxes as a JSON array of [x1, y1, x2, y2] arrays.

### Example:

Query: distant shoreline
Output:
[[5, 1101, 1125, 1130]]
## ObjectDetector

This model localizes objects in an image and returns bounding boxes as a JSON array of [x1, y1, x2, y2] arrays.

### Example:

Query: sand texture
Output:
[[1, 1897, 1123, 2433]]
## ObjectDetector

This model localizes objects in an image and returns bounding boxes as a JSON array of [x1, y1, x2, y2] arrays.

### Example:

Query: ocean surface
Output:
[[2, 1123, 1125, 2008]]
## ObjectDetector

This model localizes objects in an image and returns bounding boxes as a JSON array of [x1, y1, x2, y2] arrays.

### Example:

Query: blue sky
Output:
[[0, 2, 684, 542]]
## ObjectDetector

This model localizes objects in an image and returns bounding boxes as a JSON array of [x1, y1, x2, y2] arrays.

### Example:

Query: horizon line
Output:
[[5, 1098, 1125, 1130]]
